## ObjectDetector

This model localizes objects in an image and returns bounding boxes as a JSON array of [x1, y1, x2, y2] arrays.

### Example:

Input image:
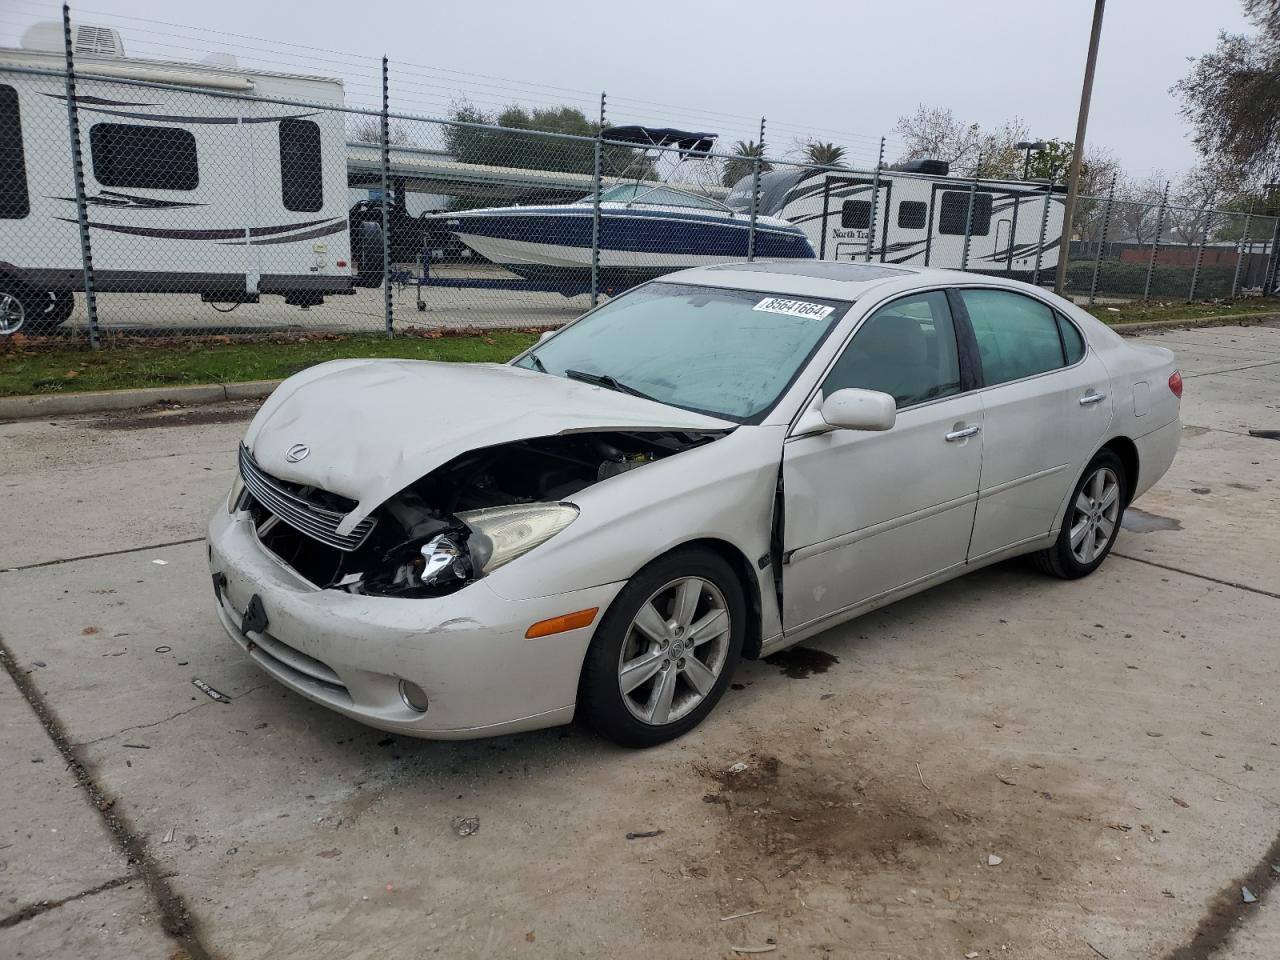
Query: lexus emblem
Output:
[[285, 443, 310, 463]]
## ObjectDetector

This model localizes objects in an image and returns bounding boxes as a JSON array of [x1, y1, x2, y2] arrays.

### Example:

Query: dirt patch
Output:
[[703, 753, 941, 871], [93, 403, 258, 431], [763, 646, 840, 679], [1123, 507, 1183, 533]]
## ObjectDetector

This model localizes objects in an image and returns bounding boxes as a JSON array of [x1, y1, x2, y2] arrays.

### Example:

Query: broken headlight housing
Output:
[[456, 502, 579, 575]]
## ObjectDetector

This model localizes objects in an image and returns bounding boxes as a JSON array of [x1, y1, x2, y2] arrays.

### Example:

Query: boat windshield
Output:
[[577, 184, 727, 210], [513, 282, 850, 423], [725, 169, 808, 216]]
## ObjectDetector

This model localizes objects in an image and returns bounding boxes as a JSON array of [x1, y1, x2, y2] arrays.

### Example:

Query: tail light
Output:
[[1168, 370, 1183, 398], [336, 260, 348, 268]]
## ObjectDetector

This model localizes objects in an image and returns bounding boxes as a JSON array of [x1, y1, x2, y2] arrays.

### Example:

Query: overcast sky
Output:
[[2, 0, 1254, 175]]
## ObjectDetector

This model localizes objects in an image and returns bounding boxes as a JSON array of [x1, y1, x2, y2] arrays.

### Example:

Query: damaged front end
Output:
[[234, 430, 719, 598]]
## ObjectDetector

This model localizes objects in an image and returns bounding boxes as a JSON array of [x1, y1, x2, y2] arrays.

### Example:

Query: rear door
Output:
[[955, 287, 1114, 561]]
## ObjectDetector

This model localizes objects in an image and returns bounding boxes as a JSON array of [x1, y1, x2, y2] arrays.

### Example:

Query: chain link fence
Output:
[[2, 24, 1278, 350]]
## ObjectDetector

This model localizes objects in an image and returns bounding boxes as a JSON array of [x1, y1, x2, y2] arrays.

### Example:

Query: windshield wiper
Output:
[[526, 351, 548, 373], [564, 368, 657, 402]]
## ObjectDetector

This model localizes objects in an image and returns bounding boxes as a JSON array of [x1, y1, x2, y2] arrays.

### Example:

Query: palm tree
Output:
[[721, 140, 773, 187], [804, 140, 846, 167]]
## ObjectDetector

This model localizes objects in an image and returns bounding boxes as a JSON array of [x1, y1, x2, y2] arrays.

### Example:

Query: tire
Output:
[[579, 547, 745, 747], [25, 291, 74, 334], [0, 280, 43, 336], [1032, 449, 1127, 579]]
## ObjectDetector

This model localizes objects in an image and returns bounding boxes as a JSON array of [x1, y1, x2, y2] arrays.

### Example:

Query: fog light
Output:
[[398, 679, 429, 713]]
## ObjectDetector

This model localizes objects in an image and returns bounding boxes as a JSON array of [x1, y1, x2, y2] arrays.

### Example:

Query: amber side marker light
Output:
[[525, 607, 599, 639]]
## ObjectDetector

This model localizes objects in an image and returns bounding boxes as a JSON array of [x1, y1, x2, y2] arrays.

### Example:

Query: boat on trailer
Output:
[[432, 126, 815, 289]]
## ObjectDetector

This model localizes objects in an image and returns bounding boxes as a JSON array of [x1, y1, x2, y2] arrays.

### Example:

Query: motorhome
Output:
[[726, 161, 1066, 277], [0, 23, 353, 333]]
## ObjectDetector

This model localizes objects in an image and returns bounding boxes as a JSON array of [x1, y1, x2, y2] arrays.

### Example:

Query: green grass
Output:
[[1083, 298, 1280, 325], [0, 330, 538, 397]]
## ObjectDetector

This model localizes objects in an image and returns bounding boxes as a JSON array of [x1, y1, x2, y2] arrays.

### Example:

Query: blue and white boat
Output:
[[433, 127, 815, 289]]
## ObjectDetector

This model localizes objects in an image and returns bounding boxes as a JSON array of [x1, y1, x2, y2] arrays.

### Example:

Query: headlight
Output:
[[457, 502, 579, 574], [227, 475, 245, 513]]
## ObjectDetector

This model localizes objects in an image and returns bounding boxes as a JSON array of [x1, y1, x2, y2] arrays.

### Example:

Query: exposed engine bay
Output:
[[243, 430, 721, 597]]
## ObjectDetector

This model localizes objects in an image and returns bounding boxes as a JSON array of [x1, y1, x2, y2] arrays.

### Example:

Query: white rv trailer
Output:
[[726, 162, 1067, 277], [0, 23, 353, 333]]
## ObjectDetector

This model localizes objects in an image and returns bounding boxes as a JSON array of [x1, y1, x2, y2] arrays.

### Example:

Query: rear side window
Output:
[[841, 199, 871, 229], [960, 289, 1065, 385], [279, 118, 323, 212], [939, 191, 992, 236], [897, 200, 926, 229], [823, 290, 961, 408], [1058, 313, 1086, 364], [0, 85, 29, 219], [90, 123, 198, 190]]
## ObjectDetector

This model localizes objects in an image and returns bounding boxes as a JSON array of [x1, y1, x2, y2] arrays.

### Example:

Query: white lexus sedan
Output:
[[208, 261, 1181, 746]]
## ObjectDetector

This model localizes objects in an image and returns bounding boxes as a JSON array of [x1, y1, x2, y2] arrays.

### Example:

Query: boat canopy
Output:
[[600, 126, 718, 157]]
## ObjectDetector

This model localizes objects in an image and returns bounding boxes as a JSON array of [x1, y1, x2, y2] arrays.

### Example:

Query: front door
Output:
[[782, 289, 982, 632], [956, 287, 1115, 560]]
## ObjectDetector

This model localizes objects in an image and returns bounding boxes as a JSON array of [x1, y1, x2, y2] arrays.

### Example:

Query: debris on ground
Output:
[[450, 816, 480, 837], [1170, 796, 1190, 808], [966, 953, 980, 959], [987, 854, 1003, 866], [122, 742, 150, 750], [152, 559, 169, 565], [1247, 429, 1280, 440], [720, 909, 764, 921], [155, 645, 172, 654], [995, 773, 1016, 786], [1242, 886, 1257, 903], [728, 761, 749, 773], [625, 830, 664, 840], [191, 678, 231, 703], [162, 827, 176, 844], [729, 946, 776, 955]]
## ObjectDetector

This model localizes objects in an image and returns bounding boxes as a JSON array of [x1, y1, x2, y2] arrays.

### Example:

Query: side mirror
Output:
[[538, 330, 555, 343], [821, 388, 896, 431]]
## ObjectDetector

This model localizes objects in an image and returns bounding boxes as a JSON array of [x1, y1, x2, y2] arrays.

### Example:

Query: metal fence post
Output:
[[960, 155, 980, 272], [590, 91, 605, 308], [1031, 180, 1055, 287], [864, 136, 885, 262], [1188, 209, 1213, 302], [1266, 214, 1280, 297], [1087, 174, 1117, 307], [61, 3, 100, 349], [746, 117, 765, 262], [380, 56, 393, 337], [1142, 180, 1171, 302], [1229, 202, 1253, 300]]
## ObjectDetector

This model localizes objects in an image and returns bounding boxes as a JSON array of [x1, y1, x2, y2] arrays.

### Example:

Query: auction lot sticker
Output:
[[752, 297, 835, 321]]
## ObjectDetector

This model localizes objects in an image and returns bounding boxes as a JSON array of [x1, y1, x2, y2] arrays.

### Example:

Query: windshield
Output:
[[577, 183, 728, 210], [725, 169, 807, 216], [514, 282, 850, 422]]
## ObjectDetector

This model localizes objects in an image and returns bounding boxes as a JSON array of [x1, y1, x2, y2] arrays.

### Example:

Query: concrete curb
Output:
[[0, 379, 282, 421], [2, 312, 1276, 420]]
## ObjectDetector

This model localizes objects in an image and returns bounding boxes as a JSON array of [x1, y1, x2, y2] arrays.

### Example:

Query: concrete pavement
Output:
[[1, 325, 1277, 959]]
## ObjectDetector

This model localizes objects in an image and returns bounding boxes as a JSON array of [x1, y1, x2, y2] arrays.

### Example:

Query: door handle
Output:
[[945, 425, 980, 441], [1079, 391, 1107, 406]]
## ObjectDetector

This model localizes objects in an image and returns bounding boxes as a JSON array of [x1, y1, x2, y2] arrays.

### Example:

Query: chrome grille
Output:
[[238, 445, 375, 552]]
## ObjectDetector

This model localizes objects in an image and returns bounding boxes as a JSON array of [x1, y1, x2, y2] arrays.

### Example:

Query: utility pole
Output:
[[1054, 0, 1106, 295]]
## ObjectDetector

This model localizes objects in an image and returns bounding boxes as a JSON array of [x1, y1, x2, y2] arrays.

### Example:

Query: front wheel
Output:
[[0, 280, 42, 336], [1033, 449, 1127, 579], [579, 547, 744, 747]]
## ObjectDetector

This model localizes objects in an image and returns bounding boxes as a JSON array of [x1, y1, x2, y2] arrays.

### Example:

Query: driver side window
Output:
[[822, 290, 962, 409]]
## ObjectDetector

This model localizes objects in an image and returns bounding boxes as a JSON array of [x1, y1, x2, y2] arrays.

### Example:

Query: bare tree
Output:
[[349, 116, 415, 146], [893, 105, 1030, 178]]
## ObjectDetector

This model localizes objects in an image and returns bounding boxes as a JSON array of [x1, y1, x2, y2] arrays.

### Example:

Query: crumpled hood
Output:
[[244, 359, 732, 534]]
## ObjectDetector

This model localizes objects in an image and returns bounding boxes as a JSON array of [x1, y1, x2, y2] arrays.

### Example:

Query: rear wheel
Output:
[[25, 291, 74, 333], [0, 280, 42, 336], [1033, 449, 1127, 579], [579, 547, 744, 747]]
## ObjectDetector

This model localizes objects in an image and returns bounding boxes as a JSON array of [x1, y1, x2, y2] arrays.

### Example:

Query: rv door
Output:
[[820, 175, 891, 262]]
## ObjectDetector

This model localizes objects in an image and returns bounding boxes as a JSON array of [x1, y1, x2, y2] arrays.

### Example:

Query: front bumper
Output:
[[207, 508, 624, 739]]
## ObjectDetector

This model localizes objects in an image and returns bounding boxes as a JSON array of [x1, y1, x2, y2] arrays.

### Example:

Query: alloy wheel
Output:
[[617, 576, 731, 726], [1069, 466, 1121, 565], [0, 290, 24, 335]]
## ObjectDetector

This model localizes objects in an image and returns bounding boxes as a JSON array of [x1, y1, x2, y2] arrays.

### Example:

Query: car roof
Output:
[[663, 260, 977, 301]]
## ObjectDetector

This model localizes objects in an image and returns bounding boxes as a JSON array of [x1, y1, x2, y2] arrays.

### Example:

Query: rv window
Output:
[[279, 119, 323, 213], [841, 200, 872, 230], [939, 191, 993, 236], [897, 200, 926, 230], [90, 124, 198, 191], [0, 85, 29, 219]]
